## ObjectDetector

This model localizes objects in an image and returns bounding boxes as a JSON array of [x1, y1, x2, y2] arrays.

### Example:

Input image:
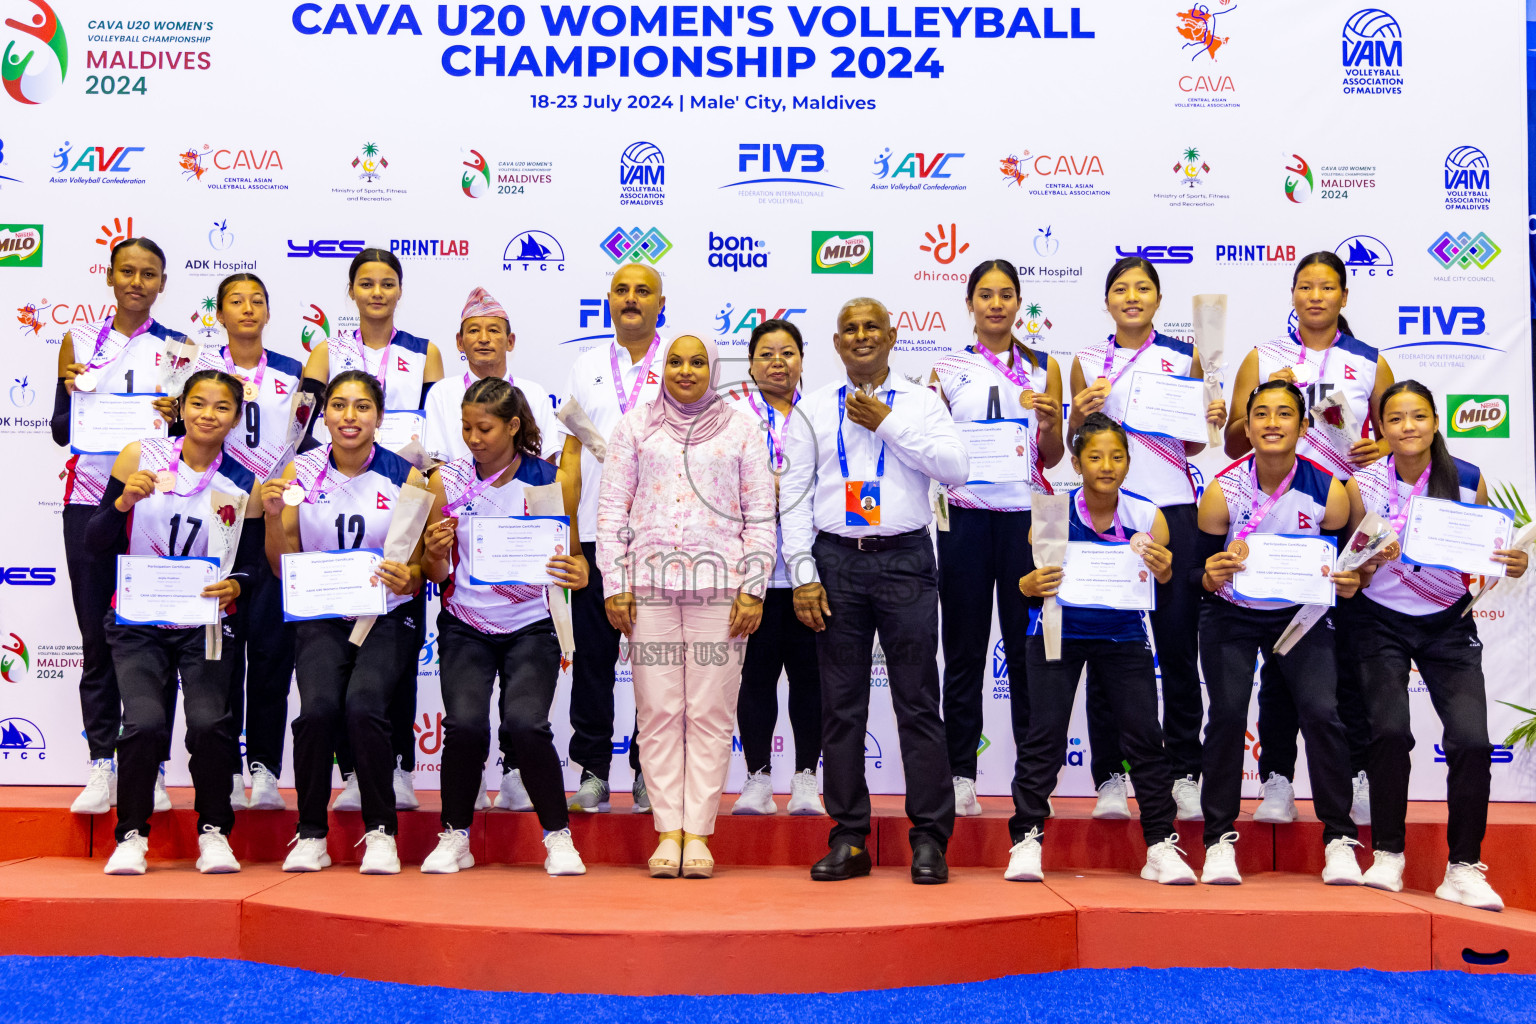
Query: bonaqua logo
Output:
[[462, 149, 490, 198], [2, 1, 67, 105]]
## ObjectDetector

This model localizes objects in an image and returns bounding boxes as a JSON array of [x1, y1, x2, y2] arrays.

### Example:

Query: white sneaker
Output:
[[1363, 850, 1405, 892], [421, 829, 473, 874], [543, 828, 587, 876], [1201, 832, 1242, 884], [953, 775, 983, 817], [732, 770, 777, 815], [1350, 771, 1372, 826], [1322, 837, 1365, 885], [393, 757, 420, 810], [568, 774, 611, 813], [1004, 828, 1044, 882], [71, 759, 116, 814], [331, 773, 362, 811], [1142, 834, 1197, 885], [282, 835, 332, 872], [230, 773, 248, 811], [787, 769, 826, 816], [632, 771, 651, 814], [1172, 775, 1203, 821], [104, 830, 149, 875], [357, 826, 401, 874], [1252, 772, 1297, 824], [247, 763, 285, 811], [153, 765, 172, 813], [474, 787, 491, 810], [1437, 862, 1504, 912], [195, 825, 241, 874], [495, 769, 534, 811], [1092, 774, 1131, 820]]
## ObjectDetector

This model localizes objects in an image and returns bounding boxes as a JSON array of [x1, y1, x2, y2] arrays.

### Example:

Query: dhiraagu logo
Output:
[[1448, 394, 1508, 438], [812, 230, 873, 274]]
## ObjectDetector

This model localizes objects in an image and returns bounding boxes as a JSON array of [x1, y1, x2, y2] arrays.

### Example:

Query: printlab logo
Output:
[[0, 224, 43, 267], [1443, 146, 1491, 212], [1174, 145, 1210, 187], [601, 226, 671, 265], [708, 231, 769, 271], [619, 140, 665, 206], [2, 1, 68, 105], [1334, 235, 1393, 278], [1, 633, 29, 682], [502, 230, 566, 272], [1447, 394, 1508, 438], [1341, 8, 1403, 95], [461, 149, 491, 198], [0, 717, 45, 756], [919, 223, 969, 265], [811, 231, 873, 274], [353, 141, 387, 182], [870, 148, 965, 191], [9, 375, 36, 407], [1428, 231, 1499, 272], [1175, 4, 1234, 60], [1284, 155, 1314, 203]]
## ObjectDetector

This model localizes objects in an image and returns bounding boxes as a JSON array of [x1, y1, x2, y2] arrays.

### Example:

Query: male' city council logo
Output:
[[1428, 231, 1499, 271], [601, 227, 671, 265], [2, 1, 68, 105]]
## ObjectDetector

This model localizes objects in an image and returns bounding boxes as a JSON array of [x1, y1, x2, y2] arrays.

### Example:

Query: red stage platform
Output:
[[2, 786, 1534, 993]]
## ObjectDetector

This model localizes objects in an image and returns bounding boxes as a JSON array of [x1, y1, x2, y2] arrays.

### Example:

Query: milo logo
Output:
[[0, 225, 43, 267], [811, 230, 874, 274], [1448, 394, 1508, 438]]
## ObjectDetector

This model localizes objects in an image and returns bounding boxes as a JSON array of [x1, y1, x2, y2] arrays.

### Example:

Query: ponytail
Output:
[[1378, 379, 1459, 500], [1337, 314, 1354, 339]]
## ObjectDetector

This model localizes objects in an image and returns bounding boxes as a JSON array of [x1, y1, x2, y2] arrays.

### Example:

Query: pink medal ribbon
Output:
[[746, 389, 799, 470], [442, 458, 519, 516], [1385, 456, 1431, 535], [610, 334, 661, 415], [78, 317, 153, 389], [1099, 333, 1156, 387], [1233, 458, 1299, 543], [1288, 329, 1340, 387], [974, 342, 1029, 389], [464, 370, 514, 391], [341, 329, 398, 405], [222, 346, 267, 400], [161, 438, 223, 497], [299, 444, 377, 503], [1075, 488, 1127, 541]]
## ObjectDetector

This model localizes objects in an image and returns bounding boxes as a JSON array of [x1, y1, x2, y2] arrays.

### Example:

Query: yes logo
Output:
[[1448, 395, 1509, 438]]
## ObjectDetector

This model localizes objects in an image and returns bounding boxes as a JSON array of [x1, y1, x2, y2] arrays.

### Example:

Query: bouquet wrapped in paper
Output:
[[1310, 390, 1362, 462], [159, 335, 205, 398], [1191, 294, 1227, 447], [556, 398, 608, 462], [1031, 493, 1070, 662], [203, 490, 250, 660], [349, 483, 433, 646], [1273, 512, 1397, 655], [266, 390, 318, 482], [525, 482, 576, 658]]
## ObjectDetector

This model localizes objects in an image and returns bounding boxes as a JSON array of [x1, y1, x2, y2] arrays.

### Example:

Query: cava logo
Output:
[[811, 231, 873, 274], [1285, 155, 1314, 203], [1341, 8, 1402, 94], [1448, 395, 1508, 438], [0, 224, 42, 267], [1, 633, 28, 681], [461, 149, 490, 197], [2, 1, 68, 105], [1428, 231, 1499, 271], [301, 304, 331, 353], [1175, 4, 1234, 60]]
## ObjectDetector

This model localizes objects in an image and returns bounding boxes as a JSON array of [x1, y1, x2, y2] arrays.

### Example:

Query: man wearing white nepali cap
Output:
[[423, 286, 560, 812]]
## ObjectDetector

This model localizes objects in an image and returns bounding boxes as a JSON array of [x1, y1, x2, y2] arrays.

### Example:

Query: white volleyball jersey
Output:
[[1357, 456, 1482, 616], [1255, 331, 1378, 481], [439, 455, 559, 634], [724, 387, 795, 588], [191, 346, 305, 479], [64, 318, 189, 507], [126, 437, 257, 560], [1077, 332, 1198, 507], [291, 443, 415, 612], [326, 329, 430, 411], [423, 370, 560, 465], [1215, 454, 1335, 610], [930, 344, 1051, 511]]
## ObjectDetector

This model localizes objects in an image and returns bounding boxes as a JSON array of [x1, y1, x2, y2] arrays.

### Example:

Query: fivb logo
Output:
[[1396, 305, 1485, 336], [735, 143, 835, 188]]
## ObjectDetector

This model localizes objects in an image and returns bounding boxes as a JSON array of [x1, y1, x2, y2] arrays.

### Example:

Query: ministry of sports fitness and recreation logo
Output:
[[1443, 146, 1490, 212], [1174, 146, 1210, 187], [1341, 8, 1403, 95], [619, 140, 665, 206], [2, 1, 67, 105], [1428, 231, 1499, 272], [502, 230, 566, 272], [600, 226, 671, 265], [188, 297, 220, 338], [0, 224, 43, 267], [1334, 234, 1393, 278], [352, 141, 387, 181], [2, 633, 29, 682]]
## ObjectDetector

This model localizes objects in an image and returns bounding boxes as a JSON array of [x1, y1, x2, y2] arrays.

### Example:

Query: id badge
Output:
[[845, 480, 881, 527]]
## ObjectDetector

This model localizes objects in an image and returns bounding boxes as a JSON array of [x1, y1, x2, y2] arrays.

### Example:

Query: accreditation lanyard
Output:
[[80, 317, 152, 386], [162, 438, 222, 498], [344, 329, 398, 405], [1287, 329, 1341, 387], [1385, 456, 1432, 534], [222, 346, 267, 401], [836, 386, 896, 479], [306, 444, 377, 503], [1100, 333, 1156, 386], [1234, 457, 1299, 543], [1074, 488, 1127, 541], [974, 342, 1029, 388], [747, 389, 799, 470], [610, 334, 661, 415], [442, 458, 520, 516], [463, 370, 514, 391]]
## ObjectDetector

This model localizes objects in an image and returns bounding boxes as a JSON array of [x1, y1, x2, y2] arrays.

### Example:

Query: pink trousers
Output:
[[630, 589, 746, 835]]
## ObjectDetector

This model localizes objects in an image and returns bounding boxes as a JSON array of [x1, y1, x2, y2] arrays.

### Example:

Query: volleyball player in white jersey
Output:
[[91, 370, 263, 875], [1196, 380, 1363, 886], [1226, 252, 1396, 826], [418, 378, 588, 875], [301, 248, 444, 813], [928, 260, 1064, 817], [191, 273, 305, 812], [1346, 380, 1526, 910], [727, 318, 826, 816], [263, 371, 426, 874], [1068, 257, 1226, 822], [53, 237, 186, 816]]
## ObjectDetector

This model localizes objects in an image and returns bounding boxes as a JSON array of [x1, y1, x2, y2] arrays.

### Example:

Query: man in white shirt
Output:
[[555, 264, 666, 813], [780, 297, 968, 884]]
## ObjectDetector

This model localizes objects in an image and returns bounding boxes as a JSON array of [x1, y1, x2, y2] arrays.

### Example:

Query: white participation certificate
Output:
[[1122, 372, 1210, 444], [1231, 534, 1338, 606], [957, 418, 1031, 484], [70, 392, 168, 454], [1401, 496, 1516, 578], [280, 548, 389, 621], [468, 516, 569, 585], [115, 555, 218, 627], [1057, 541, 1155, 611], [375, 410, 427, 454]]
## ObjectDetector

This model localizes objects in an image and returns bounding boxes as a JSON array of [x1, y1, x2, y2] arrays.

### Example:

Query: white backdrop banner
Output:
[[1, 0, 1531, 803]]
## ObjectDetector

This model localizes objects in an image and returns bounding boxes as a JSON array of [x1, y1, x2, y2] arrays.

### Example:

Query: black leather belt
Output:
[[816, 528, 929, 553]]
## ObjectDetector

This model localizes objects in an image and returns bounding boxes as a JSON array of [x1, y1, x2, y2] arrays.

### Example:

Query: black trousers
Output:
[[63, 505, 127, 759], [1088, 502, 1204, 783], [813, 533, 955, 851], [227, 522, 296, 772], [336, 592, 423, 778], [293, 607, 412, 838], [1356, 595, 1490, 863], [106, 618, 238, 841], [1011, 635, 1176, 846], [737, 587, 822, 774], [937, 506, 1033, 781], [1198, 600, 1357, 847], [437, 611, 569, 832], [567, 540, 641, 781]]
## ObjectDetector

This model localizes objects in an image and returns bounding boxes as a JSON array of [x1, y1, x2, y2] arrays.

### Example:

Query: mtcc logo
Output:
[[0, 717, 45, 758], [1428, 231, 1499, 271], [2, 1, 68, 105], [503, 230, 566, 272], [1334, 235, 1393, 277], [601, 226, 671, 265]]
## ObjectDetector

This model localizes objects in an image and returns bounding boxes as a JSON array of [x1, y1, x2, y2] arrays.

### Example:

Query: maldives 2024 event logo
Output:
[[2, 1, 67, 105]]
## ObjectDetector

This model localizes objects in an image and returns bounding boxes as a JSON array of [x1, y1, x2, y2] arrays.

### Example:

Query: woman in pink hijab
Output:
[[596, 334, 776, 878]]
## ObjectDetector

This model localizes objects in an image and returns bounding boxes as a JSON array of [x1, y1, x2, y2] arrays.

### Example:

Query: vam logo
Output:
[[2, 1, 68, 105], [708, 231, 769, 271], [1, 632, 28, 682], [1333, 234, 1393, 277], [1428, 231, 1499, 271], [991, 637, 1008, 682], [619, 140, 664, 205], [52, 142, 144, 174], [0, 716, 44, 757], [600, 226, 671, 265], [1341, 8, 1403, 94], [1284, 155, 1314, 203], [811, 231, 873, 274], [1447, 394, 1508, 438], [461, 149, 490, 198], [0, 224, 42, 267], [1444, 146, 1490, 212], [503, 230, 566, 272]]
